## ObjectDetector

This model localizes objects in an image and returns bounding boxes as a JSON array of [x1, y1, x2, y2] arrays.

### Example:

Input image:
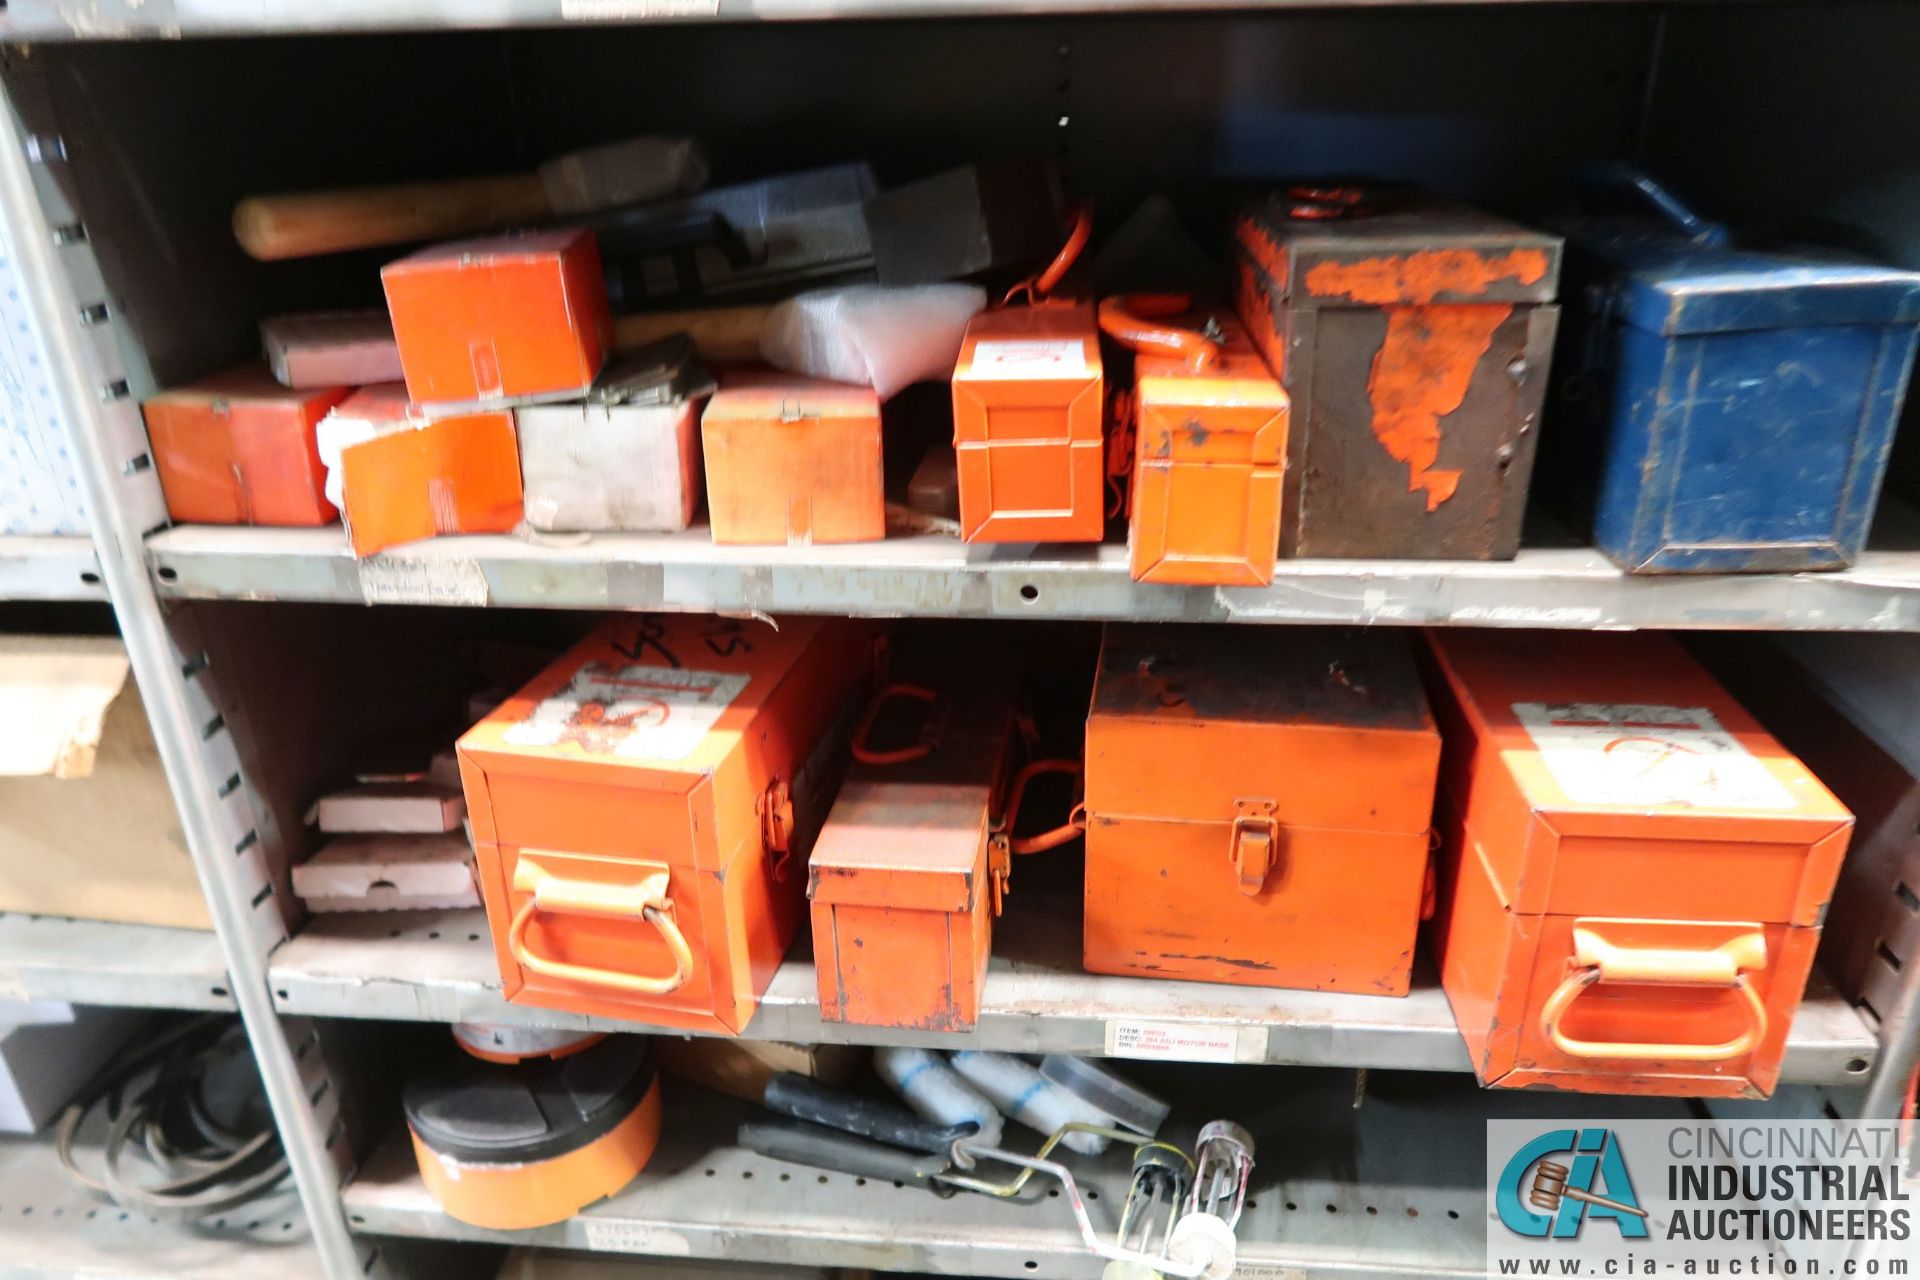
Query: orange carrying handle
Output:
[[509, 860, 694, 997], [1005, 758, 1086, 855], [1003, 207, 1092, 306], [1539, 925, 1769, 1063], [851, 683, 944, 766], [1097, 294, 1222, 371]]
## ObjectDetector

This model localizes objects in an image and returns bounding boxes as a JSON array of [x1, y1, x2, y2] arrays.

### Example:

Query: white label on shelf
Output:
[[581, 1220, 694, 1255], [969, 339, 1089, 379], [1513, 702, 1798, 810], [504, 664, 750, 761], [561, 0, 719, 17], [1452, 604, 1607, 625], [358, 555, 489, 606], [1104, 1019, 1265, 1064], [1232, 1266, 1308, 1280]]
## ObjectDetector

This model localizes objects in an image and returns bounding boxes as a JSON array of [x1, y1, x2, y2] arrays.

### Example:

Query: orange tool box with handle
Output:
[[701, 373, 885, 546], [143, 364, 348, 526], [808, 671, 1020, 1032], [458, 613, 878, 1034], [1082, 624, 1440, 994], [951, 211, 1105, 543], [1422, 630, 1853, 1097], [1100, 298, 1289, 586]]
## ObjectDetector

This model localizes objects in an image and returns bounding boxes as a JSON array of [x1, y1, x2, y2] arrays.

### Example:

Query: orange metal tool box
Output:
[[951, 213, 1105, 544], [142, 363, 348, 525], [458, 614, 877, 1034], [1100, 298, 1289, 586], [808, 676, 1019, 1031], [1422, 630, 1853, 1098], [701, 374, 885, 546], [1083, 624, 1440, 994], [382, 229, 612, 407]]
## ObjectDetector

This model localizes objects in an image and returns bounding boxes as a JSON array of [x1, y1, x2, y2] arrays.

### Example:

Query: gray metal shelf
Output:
[[268, 905, 1879, 1084], [148, 523, 1920, 631], [0, 0, 1693, 43], [0, 536, 101, 602], [0, 913, 233, 1011], [343, 1071, 1506, 1280], [0, 1128, 319, 1280]]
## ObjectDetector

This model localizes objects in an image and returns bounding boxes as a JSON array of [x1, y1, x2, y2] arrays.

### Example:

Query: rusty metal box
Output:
[[1423, 629, 1853, 1097], [809, 675, 1018, 1031], [1083, 624, 1440, 994], [1234, 187, 1561, 560], [458, 614, 876, 1034]]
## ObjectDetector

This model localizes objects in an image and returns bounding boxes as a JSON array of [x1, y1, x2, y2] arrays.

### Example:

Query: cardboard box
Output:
[[143, 363, 348, 526], [316, 781, 465, 833], [261, 309, 404, 389], [293, 833, 479, 913], [0, 1005, 144, 1134], [653, 1037, 867, 1105], [317, 385, 522, 558], [0, 637, 210, 930], [383, 229, 612, 407], [702, 375, 884, 546]]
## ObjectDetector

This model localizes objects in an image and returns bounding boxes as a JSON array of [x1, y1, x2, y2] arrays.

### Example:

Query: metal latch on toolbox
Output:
[[1229, 799, 1278, 897], [758, 778, 795, 878]]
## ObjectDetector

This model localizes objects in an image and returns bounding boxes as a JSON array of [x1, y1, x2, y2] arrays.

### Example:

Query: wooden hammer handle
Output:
[[232, 173, 552, 261], [614, 304, 774, 364]]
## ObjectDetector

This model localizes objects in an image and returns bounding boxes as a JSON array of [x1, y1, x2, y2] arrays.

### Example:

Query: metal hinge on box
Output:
[[759, 778, 795, 879]]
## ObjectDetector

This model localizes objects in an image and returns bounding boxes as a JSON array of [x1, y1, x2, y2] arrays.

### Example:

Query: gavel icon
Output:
[[1527, 1161, 1649, 1219]]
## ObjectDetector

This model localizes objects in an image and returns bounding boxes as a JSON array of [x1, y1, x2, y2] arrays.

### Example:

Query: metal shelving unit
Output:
[[0, 913, 232, 1012], [0, 536, 102, 601], [343, 1072, 1503, 1280], [0, 1128, 321, 1280], [147, 522, 1920, 630], [4, 5, 1918, 1280], [269, 904, 1881, 1084]]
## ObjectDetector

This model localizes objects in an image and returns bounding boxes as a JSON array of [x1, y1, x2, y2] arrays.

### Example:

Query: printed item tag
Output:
[[1104, 1019, 1265, 1064], [969, 339, 1089, 379], [505, 663, 749, 761], [1513, 702, 1797, 810]]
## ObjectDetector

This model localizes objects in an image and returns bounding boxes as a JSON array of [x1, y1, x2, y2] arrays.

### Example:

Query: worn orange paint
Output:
[[1101, 300, 1290, 586], [1305, 249, 1548, 511], [1424, 629, 1854, 1098], [410, 1077, 661, 1229], [458, 615, 877, 1034], [143, 364, 348, 526], [1232, 218, 1290, 377], [702, 373, 886, 547], [809, 681, 1018, 1031], [1082, 625, 1441, 995]]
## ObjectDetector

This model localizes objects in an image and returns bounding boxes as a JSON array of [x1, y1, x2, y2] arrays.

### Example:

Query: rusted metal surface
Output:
[[1083, 624, 1440, 995], [1235, 189, 1561, 561]]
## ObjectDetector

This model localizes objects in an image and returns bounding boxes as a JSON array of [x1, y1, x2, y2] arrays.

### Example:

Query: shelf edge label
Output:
[[1103, 1018, 1266, 1065], [359, 555, 489, 606], [581, 1219, 694, 1255]]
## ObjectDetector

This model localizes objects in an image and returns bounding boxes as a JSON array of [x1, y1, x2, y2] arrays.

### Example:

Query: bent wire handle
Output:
[[1573, 162, 1732, 248], [1003, 206, 1093, 306], [1005, 757, 1086, 855], [943, 1140, 1211, 1279], [508, 862, 694, 996], [1539, 924, 1770, 1062], [1097, 295, 1221, 371], [851, 682, 943, 766]]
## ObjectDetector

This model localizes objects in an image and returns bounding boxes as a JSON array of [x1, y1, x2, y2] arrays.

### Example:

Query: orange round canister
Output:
[[404, 1033, 660, 1229]]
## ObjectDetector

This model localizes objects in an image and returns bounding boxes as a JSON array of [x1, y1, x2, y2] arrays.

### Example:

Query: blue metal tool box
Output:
[[1555, 172, 1920, 574]]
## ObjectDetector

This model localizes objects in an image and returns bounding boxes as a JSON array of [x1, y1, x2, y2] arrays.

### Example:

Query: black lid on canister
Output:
[[404, 1033, 656, 1165]]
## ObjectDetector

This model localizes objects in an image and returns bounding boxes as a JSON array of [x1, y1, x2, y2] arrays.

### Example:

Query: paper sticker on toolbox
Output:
[[970, 339, 1089, 379], [1513, 702, 1797, 810], [504, 664, 751, 761], [1104, 1019, 1266, 1064]]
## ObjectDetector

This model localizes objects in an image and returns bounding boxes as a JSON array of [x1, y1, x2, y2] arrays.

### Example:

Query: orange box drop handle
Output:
[[508, 860, 693, 997], [1539, 923, 1769, 1063]]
